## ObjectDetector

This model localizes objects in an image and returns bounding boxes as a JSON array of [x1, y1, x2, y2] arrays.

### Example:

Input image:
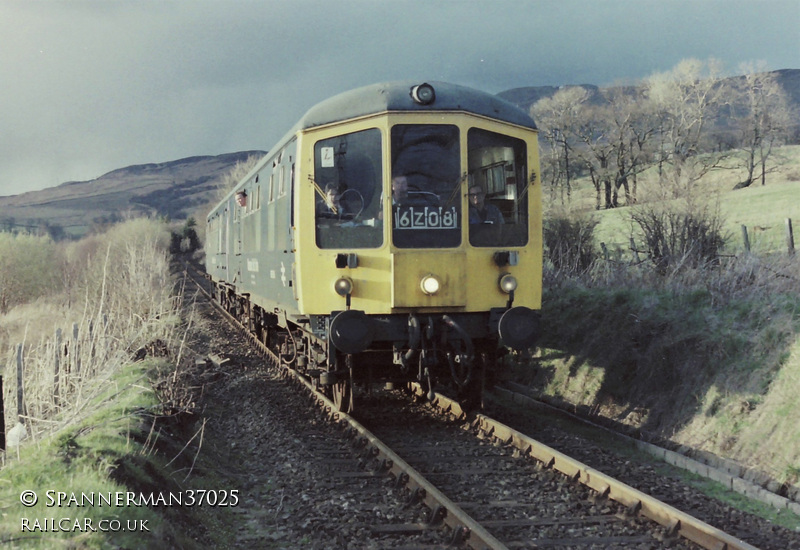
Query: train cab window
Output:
[[314, 128, 383, 249], [390, 125, 461, 248], [467, 128, 528, 247]]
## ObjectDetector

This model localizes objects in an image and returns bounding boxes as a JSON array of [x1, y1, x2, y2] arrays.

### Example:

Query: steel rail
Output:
[[409, 378, 759, 550]]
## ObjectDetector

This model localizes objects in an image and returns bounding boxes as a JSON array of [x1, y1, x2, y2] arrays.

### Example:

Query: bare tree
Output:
[[531, 86, 591, 205], [731, 62, 798, 189], [567, 87, 655, 209], [644, 58, 733, 195], [571, 102, 615, 210], [600, 86, 657, 207]]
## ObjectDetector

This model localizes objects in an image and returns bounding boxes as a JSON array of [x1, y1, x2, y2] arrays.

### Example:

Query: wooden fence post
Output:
[[741, 225, 750, 253], [787, 218, 795, 255], [16, 344, 24, 422], [72, 322, 81, 376], [54, 328, 62, 406], [1, 375, 5, 452]]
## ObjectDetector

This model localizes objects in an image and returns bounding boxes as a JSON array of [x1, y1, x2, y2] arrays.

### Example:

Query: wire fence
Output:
[[1, 314, 116, 453]]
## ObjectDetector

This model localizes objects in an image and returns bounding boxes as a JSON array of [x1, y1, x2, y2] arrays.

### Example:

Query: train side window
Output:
[[467, 128, 528, 247], [278, 164, 286, 198], [268, 173, 275, 203], [314, 128, 383, 249], [218, 213, 224, 251]]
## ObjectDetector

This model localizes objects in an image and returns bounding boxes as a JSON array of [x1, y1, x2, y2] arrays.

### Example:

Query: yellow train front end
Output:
[[285, 82, 539, 404]]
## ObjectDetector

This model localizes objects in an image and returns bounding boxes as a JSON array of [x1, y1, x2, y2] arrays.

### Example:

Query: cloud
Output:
[[1, 0, 797, 195]]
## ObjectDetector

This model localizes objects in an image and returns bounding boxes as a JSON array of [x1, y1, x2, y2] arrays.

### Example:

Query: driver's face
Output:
[[392, 176, 408, 202], [469, 186, 485, 208]]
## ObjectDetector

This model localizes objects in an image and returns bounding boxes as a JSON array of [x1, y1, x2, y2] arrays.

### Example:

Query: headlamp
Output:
[[410, 83, 436, 105], [420, 274, 441, 295], [333, 277, 354, 297], [499, 273, 518, 294]]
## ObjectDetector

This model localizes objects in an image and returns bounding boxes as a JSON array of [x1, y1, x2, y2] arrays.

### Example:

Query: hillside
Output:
[[497, 68, 800, 118], [0, 151, 264, 238]]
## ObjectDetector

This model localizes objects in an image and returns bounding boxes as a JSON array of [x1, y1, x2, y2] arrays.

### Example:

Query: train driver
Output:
[[468, 185, 504, 225], [317, 182, 351, 220], [391, 175, 410, 205], [378, 175, 409, 220]]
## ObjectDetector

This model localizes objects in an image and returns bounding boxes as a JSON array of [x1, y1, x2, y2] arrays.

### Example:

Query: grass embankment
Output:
[[532, 274, 800, 463], [527, 145, 800, 493], [1, 356, 241, 549], [0, 219, 232, 548], [3, 360, 173, 548]]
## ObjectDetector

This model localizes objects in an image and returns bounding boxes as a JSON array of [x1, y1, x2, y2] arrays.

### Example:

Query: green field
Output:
[[562, 145, 800, 257]]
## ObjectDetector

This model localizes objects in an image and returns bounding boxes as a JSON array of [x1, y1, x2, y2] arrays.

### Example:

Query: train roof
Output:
[[295, 81, 538, 131]]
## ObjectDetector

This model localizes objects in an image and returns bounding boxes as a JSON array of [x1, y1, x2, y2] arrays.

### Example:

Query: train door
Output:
[[223, 206, 230, 282], [233, 196, 243, 284]]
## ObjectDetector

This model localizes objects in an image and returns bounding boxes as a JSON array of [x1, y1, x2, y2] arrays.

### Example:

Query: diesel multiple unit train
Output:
[[205, 81, 542, 411]]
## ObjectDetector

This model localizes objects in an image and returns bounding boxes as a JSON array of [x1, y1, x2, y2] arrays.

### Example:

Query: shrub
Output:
[[0, 232, 64, 313], [170, 218, 200, 254], [630, 203, 728, 273], [543, 215, 598, 276]]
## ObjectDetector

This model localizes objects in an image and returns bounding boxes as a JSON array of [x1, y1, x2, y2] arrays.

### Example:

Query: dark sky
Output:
[[2, 0, 798, 196]]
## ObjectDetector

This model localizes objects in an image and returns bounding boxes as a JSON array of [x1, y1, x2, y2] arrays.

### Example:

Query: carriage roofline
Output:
[[209, 81, 536, 218], [295, 80, 537, 132]]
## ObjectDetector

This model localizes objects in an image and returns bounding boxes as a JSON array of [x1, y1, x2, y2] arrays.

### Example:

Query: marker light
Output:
[[333, 277, 354, 297], [411, 83, 436, 105], [420, 274, 441, 295], [499, 273, 518, 294]]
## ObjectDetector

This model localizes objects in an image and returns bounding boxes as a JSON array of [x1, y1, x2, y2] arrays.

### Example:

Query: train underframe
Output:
[[213, 281, 518, 412]]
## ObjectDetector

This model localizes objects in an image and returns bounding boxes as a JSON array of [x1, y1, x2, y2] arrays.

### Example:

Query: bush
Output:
[[81, 218, 173, 326], [630, 204, 727, 273], [0, 232, 64, 313], [543, 215, 598, 275], [170, 218, 200, 254]]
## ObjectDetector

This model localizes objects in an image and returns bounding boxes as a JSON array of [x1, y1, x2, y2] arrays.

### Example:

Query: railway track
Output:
[[180, 261, 769, 549], [360, 388, 753, 549]]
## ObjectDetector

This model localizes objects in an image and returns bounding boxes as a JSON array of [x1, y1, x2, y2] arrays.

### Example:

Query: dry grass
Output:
[[1, 218, 182, 452]]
